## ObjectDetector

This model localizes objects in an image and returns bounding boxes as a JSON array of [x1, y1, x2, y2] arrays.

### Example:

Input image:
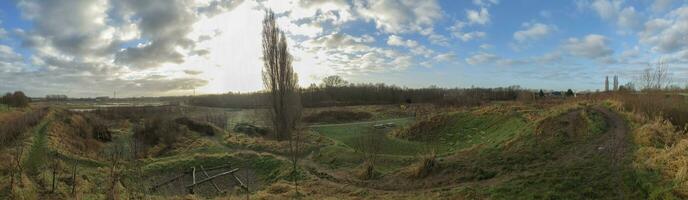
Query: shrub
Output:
[[409, 153, 438, 179], [174, 117, 221, 136], [356, 161, 377, 180], [133, 117, 189, 146], [302, 110, 372, 123], [620, 92, 688, 129], [0, 107, 48, 146]]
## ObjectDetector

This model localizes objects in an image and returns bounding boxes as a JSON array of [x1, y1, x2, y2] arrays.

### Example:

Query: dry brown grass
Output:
[[408, 153, 438, 179], [302, 110, 372, 124], [618, 92, 688, 129], [633, 117, 688, 197]]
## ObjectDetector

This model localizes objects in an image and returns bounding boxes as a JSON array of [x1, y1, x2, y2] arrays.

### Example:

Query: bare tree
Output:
[[320, 75, 348, 88], [261, 9, 303, 197], [638, 60, 671, 91]]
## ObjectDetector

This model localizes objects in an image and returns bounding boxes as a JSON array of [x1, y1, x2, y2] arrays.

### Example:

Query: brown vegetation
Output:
[[174, 117, 222, 136], [302, 110, 372, 124], [408, 153, 438, 179], [0, 107, 48, 146], [133, 117, 190, 147]]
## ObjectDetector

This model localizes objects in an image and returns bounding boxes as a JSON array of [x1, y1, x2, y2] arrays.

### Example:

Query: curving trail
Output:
[[593, 106, 630, 198]]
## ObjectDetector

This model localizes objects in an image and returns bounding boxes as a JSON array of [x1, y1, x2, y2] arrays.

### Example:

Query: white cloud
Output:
[[387, 35, 417, 47], [386, 35, 434, 57], [354, 0, 442, 33], [466, 7, 490, 25], [639, 6, 688, 53], [617, 6, 641, 30], [562, 34, 614, 59], [448, 21, 486, 42], [590, 0, 621, 20], [513, 22, 555, 43], [652, 0, 675, 12], [472, 0, 499, 7], [434, 52, 457, 62], [465, 52, 498, 65], [0, 45, 26, 73], [584, 0, 643, 31]]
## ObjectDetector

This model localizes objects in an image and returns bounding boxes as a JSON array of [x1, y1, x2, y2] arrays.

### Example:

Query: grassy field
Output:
[[0, 104, 11, 113], [1, 102, 682, 199]]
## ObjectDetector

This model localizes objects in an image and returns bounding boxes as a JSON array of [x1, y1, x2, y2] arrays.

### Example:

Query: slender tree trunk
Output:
[[71, 162, 77, 196], [52, 163, 57, 193]]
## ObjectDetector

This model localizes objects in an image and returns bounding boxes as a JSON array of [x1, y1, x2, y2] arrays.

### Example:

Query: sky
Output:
[[0, 0, 687, 97]]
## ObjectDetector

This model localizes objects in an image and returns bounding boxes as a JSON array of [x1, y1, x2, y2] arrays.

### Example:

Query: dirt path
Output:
[[593, 106, 630, 198]]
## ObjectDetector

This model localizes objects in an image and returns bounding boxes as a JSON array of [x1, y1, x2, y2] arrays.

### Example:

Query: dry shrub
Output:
[[634, 118, 679, 147], [620, 92, 688, 129], [267, 181, 291, 194], [174, 117, 222, 136], [409, 153, 438, 179], [356, 161, 376, 180], [634, 118, 688, 197], [133, 117, 189, 146], [302, 110, 372, 123], [0, 107, 48, 146]]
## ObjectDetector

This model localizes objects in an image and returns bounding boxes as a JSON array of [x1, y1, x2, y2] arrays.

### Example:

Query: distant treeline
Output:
[[1, 91, 30, 107], [189, 83, 527, 108]]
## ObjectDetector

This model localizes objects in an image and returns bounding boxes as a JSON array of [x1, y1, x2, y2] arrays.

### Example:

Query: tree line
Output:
[[1, 91, 30, 108], [188, 80, 527, 108]]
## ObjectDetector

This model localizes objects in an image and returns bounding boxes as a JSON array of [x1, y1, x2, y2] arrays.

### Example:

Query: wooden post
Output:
[[189, 167, 196, 194], [9, 166, 14, 193], [71, 162, 77, 196], [52, 162, 57, 193], [184, 168, 239, 189], [200, 165, 222, 194]]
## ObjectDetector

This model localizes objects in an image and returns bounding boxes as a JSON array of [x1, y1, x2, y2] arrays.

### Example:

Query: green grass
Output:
[[428, 113, 527, 153], [312, 118, 431, 156], [0, 104, 11, 112], [313, 113, 527, 157], [583, 109, 609, 135], [24, 120, 50, 174]]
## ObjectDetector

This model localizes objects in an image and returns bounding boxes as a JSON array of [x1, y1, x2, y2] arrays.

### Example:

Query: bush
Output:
[[0, 107, 48, 146], [174, 117, 221, 136], [133, 117, 189, 146], [409, 153, 438, 179], [303, 110, 372, 123], [620, 92, 688, 129]]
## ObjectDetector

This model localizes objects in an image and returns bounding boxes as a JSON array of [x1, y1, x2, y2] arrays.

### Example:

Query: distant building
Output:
[[613, 75, 619, 91], [46, 94, 68, 101], [95, 96, 110, 101], [604, 76, 609, 92]]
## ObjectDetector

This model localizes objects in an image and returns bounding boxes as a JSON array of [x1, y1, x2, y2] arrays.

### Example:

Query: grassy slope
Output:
[[481, 108, 669, 199], [24, 120, 51, 174], [313, 118, 422, 155]]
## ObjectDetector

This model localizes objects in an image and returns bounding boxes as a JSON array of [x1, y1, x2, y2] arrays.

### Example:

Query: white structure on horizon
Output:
[[613, 75, 619, 91], [605, 76, 609, 92]]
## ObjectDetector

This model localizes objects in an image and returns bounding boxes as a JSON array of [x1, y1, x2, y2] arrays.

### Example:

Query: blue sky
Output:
[[0, 0, 687, 97]]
